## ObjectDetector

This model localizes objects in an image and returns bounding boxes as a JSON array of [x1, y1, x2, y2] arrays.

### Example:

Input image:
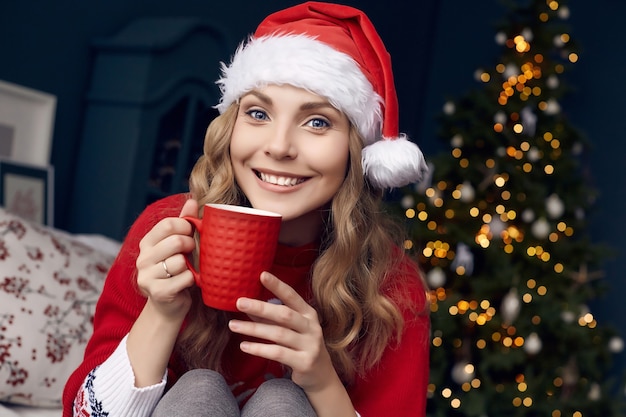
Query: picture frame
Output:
[[0, 158, 54, 226], [0, 80, 56, 166]]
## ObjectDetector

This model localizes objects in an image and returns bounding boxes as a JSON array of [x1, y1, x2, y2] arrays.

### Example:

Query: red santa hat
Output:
[[215, 1, 428, 189]]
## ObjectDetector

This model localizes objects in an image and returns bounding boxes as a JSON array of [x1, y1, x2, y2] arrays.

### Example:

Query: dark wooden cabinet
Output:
[[69, 17, 230, 241]]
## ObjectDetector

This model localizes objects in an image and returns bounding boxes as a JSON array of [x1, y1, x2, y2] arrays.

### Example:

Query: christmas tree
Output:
[[396, 1, 626, 416]]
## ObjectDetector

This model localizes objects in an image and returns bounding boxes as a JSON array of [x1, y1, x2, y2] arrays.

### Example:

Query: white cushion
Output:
[[0, 207, 116, 407]]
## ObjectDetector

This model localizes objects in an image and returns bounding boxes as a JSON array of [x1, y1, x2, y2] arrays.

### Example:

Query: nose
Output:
[[264, 124, 297, 160]]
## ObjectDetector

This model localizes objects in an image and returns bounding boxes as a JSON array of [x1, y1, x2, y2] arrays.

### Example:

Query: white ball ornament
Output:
[[553, 34, 565, 47], [501, 288, 521, 325], [523, 332, 542, 355], [546, 75, 559, 89], [561, 310, 575, 323], [588, 383, 601, 401], [443, 101, 455, 115], [527, 147, 541, 162], [426, 267, 446, 288], [609, 336, 624, 353], [558, 6, 570, 19], [531, 217, 550, 239], [401, 195, 415, 209], [495, 31, 507, 45], [520, 107, 537, 136], [572, 142, 583, 155], [451, 361, 475, 384], [451, 134, 463, 148], [546, 194, 565, 219], [460, 181, 475, 203], [489, 217, 506, 238], [521, 28, 533, 42], [503, 64, 518, 79], [494, 111, 507, 125], [451, 243, 474, 276], [544, 98, 561, 115], [521, 208, 535, 223]]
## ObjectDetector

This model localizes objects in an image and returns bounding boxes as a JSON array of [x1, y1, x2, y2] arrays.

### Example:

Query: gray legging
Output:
[[151, 369, 318, 417]]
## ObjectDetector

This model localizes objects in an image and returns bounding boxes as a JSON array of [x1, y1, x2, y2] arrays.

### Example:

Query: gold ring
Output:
[[161, 260, 172, 278]]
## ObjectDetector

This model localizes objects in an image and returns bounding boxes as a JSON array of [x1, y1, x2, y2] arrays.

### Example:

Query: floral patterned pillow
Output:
[[0, 208, 116, 407]]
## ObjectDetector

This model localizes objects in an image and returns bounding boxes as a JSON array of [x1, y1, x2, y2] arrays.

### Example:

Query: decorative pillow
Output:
[[0, 207, 117, 407]]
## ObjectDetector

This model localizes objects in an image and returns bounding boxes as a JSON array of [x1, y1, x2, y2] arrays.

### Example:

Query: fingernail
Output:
[[228, 320, 240, 331], [237, 298, 251, 310]]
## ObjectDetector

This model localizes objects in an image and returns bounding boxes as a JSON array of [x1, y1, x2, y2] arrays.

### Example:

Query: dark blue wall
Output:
[[1, 1, 624, 370], [568, 1, 626, 373], [0, 0, 438, 232]]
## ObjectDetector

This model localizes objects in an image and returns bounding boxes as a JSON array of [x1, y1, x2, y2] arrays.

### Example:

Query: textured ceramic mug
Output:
[[184, 204, 281, 311]]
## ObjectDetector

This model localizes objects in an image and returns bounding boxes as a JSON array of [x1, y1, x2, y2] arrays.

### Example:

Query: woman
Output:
[[63, 2, 430, 416]]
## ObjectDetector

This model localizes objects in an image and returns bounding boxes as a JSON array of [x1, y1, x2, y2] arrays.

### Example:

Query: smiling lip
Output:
[[255, 170, 308, 187]]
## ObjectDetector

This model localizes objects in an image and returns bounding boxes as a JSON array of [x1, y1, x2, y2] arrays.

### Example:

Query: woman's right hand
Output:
[[135, 198, 198, 320]]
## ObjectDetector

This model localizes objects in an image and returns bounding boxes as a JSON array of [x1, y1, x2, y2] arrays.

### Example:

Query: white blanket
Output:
[[0, 403, 61, 417]]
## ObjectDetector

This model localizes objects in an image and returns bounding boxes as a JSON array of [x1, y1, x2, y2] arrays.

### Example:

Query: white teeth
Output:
[[259, 172, 301, 186]]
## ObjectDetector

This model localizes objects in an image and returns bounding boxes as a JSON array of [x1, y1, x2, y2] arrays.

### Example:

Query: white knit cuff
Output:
[[92, 334, 167, 416]]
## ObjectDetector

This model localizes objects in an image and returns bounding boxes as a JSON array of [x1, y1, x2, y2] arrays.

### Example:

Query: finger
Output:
[[149, 198, 198, 265], [179, 197, 199, 219], [151, 271, 195, 298], [139, 198, 197, 251], [137, 267, 195, 299], [139, 217, 194, 254], [157, 253, 188, 278], [237, 339, 295, 365], [236, 297, 311, 335], [259, 272, 316, 316], [228, 319, 300, 349]]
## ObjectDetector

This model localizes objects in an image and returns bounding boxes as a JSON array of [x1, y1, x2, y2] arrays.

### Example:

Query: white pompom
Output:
[[362, 137, 429, 189]]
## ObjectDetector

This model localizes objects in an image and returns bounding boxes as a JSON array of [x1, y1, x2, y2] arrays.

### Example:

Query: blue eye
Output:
[[307, 118, 330, 129], [246, 109, 268, 120]]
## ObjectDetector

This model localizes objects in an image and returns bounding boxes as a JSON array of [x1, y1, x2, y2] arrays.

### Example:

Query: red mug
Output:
[[183, 204, 281, 311]]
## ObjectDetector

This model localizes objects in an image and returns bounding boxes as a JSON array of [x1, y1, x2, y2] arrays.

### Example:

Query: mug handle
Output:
[[182, 216, 203, 282]]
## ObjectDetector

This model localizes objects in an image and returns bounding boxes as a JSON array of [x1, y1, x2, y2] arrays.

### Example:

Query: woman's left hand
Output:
[[228, 271, 335, 393]]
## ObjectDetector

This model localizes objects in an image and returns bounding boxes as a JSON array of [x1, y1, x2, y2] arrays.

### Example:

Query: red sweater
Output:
[[63, 194, 429, 416]]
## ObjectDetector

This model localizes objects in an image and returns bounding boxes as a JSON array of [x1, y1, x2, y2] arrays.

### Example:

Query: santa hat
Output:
[[215, 1, 428, 189]]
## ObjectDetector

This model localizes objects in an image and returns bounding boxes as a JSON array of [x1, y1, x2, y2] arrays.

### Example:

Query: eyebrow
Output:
[[242, 90, 341, 114]]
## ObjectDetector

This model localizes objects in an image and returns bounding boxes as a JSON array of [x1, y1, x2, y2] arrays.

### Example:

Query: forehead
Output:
[[242, 84, 328, 102], [242, 84, 348, 118]]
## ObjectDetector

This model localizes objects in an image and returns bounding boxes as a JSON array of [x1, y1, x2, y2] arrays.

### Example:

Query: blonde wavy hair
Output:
[[177, 103, 413, 384]]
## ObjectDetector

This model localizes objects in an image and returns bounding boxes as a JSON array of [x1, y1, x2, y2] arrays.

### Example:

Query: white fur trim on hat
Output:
[[216, 34, 383, 145], [362, 136, 429, 189]]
